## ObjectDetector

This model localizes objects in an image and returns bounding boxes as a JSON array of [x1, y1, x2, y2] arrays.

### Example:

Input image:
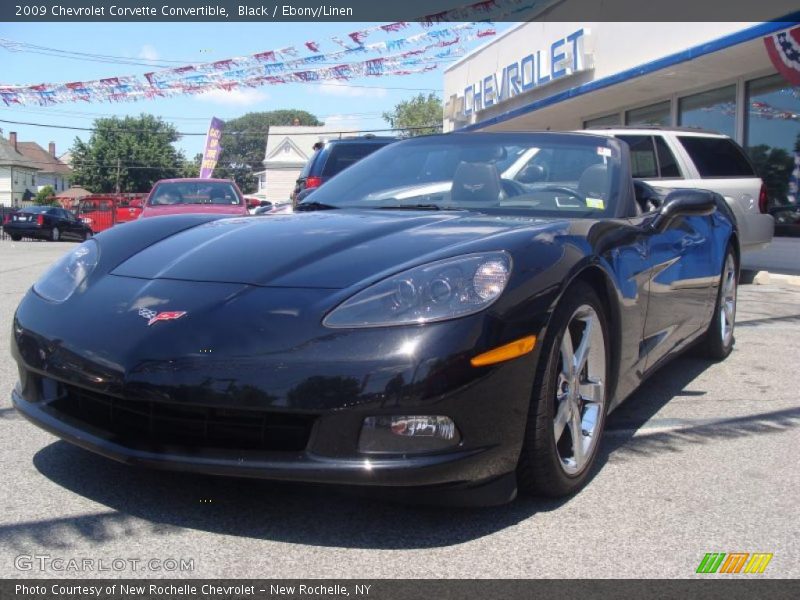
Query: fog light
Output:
[[358, 415, 460, 454]]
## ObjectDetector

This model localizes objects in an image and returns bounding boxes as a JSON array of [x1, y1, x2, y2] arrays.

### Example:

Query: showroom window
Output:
[[584, 113, 620, 129], [678, 85, 736, 138], [625, 101, 671, 127], [744, 73, 800, 217]]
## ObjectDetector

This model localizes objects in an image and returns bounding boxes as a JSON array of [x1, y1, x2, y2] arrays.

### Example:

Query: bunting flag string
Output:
[[0, 0, 554, 107], [0, 24, 495, 106]]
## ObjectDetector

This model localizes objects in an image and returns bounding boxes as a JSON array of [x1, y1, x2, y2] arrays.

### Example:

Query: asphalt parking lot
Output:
[[0, 239, 798, 579]]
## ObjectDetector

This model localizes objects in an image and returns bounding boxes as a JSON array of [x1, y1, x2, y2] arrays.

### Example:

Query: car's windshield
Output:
[[148, 181, 241, 206], [302, 134, 622, 217]]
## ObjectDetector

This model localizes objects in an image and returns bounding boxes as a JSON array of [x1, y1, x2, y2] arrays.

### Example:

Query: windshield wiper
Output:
[[295, 201, 340, 212]]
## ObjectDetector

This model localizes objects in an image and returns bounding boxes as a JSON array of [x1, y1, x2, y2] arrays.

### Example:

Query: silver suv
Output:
[[587, 127, 774, 253]]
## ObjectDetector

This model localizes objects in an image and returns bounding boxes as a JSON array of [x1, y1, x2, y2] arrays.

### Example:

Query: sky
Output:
[[0, 21, 514, 159]]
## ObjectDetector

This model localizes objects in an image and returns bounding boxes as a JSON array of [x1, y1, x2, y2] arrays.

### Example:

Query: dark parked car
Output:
[[291, 135, 397, 205], [11, 132, 739, 505], [770, 203, 800, 237], [2, 205, 93, 242]]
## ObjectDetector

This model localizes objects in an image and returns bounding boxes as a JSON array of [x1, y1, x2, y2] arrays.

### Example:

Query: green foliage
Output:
[[215, 110, 322, 193], [180, 153, 203, 179], [747, 144, 794, 206], [34, 185, 56, 205], [382, 93, 443, 137], [69, 114, 185, 193]]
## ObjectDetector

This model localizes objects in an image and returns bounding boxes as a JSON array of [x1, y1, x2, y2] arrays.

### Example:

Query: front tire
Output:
[[700, 246, 737, 360], [10, 234, 21, 241], [517, 282, 610, 497]]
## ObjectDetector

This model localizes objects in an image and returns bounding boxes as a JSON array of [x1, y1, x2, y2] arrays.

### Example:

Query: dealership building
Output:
[[443, 21, 800, 212]]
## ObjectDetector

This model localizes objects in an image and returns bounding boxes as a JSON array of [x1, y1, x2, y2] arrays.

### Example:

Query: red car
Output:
[[72, 194, 145, 233], [140, 179, 248, 219]]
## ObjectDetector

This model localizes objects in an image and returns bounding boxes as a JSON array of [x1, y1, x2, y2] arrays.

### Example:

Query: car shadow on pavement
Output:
[[20, 355, 799, 550]]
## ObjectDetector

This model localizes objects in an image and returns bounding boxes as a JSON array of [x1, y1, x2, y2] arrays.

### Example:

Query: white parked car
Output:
[[586, 127, 774, 253]]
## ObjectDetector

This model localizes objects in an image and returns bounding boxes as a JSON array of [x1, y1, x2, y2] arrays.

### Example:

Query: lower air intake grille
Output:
[[50, 386, 315, 452]]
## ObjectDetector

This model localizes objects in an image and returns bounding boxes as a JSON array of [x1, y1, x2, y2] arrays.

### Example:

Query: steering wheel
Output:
[[500, 178, 527, 198], [539, 186, 587, 204]]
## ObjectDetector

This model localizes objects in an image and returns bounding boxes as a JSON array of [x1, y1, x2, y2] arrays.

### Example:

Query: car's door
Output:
[[50, 208, 68, 239], [627, 193, 717, 374], [45, 208, 67, 237], [63, 209, 86, 239]]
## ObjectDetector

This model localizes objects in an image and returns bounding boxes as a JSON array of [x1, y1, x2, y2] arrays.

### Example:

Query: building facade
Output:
[[256, 126, 357, 202], [443, 21, 800, 212], [0, 133, 40, 205], [16, 141, 72, 194]]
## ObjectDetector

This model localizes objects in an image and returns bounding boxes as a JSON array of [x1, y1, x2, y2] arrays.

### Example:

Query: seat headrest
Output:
[[578, 164, 609, 198], [451, 162, 502, 204]]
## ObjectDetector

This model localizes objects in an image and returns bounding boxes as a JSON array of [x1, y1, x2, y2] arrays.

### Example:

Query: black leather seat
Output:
[[451, 161, 503, 204]]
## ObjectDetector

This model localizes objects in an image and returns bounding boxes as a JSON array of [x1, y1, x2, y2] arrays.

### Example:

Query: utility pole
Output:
[[114, 158, 121, 194]]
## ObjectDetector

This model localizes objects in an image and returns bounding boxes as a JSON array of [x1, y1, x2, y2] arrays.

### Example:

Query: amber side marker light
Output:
[[470, 335, 537, 367]]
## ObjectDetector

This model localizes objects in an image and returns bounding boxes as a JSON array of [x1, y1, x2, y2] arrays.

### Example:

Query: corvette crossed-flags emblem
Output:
[[137, 308, 187, 326]]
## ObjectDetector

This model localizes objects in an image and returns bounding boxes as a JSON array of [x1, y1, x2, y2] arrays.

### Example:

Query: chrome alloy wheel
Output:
[[553, 304, 606, 475], [720, 253, 737, 347]]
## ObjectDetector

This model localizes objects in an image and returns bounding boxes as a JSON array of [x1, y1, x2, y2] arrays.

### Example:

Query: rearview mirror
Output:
[[651, 190, 717, 231]]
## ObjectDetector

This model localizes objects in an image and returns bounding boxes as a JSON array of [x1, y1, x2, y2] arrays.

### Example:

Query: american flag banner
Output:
[[764, 25, 800, 86]]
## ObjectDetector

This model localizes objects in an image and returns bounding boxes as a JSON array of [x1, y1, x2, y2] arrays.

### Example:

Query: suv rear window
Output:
[[321, 143, 384, 177], [677, 136, 755, 178]]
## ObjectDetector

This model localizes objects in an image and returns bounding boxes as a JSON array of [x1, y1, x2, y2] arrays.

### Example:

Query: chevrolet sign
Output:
[[462, 29, 590, 116]]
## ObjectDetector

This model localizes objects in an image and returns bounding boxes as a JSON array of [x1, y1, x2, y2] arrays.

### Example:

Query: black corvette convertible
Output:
[[11, 132, 740, 505]]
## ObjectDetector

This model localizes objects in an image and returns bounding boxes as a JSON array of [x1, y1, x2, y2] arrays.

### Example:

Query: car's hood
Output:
[[140, 204, 246, 218], [111, 210, 565, 289]]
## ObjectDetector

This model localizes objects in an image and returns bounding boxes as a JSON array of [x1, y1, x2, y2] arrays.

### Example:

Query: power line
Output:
[[0, 106, 388, 122], [0, 117, 442, 137]]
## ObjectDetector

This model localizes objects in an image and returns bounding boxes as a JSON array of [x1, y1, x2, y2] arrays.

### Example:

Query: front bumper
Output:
[[12, 383, 509, 491], [11, 284, 542, 501], [10, 267, 548, 504]]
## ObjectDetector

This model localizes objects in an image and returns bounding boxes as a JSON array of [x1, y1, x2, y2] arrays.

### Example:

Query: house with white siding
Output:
[[0, 132, 40, 206], [17, 141, 72, 194], [256, 126, 356, 203]]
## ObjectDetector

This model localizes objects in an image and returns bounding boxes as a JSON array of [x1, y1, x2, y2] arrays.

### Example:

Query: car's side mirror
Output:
[[651, 190, 717, 231]]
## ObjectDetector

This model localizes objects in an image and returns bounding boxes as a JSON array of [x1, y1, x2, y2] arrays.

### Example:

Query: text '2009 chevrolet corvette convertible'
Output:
[[11, 133, 739, 505]]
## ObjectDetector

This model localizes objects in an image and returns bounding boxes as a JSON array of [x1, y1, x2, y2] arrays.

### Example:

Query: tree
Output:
[[382, 93, 443, 137], [34, 185, 56, 205], [747, 144, 793, 206], [69, 114, 186, 193], [216, 110, 322, 193], [180, 153, 203, 179]]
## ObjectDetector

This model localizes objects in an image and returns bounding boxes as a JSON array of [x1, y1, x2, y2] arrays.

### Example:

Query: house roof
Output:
[[16, 142, 72, 175], [54, 185, 92, 199], [0, 136, 40, 169], [263, 125, 358, 166]]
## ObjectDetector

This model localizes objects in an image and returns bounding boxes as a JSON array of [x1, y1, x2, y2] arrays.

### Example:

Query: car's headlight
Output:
[[33, 239, 99, 303], [323, 252, 511, 328]]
